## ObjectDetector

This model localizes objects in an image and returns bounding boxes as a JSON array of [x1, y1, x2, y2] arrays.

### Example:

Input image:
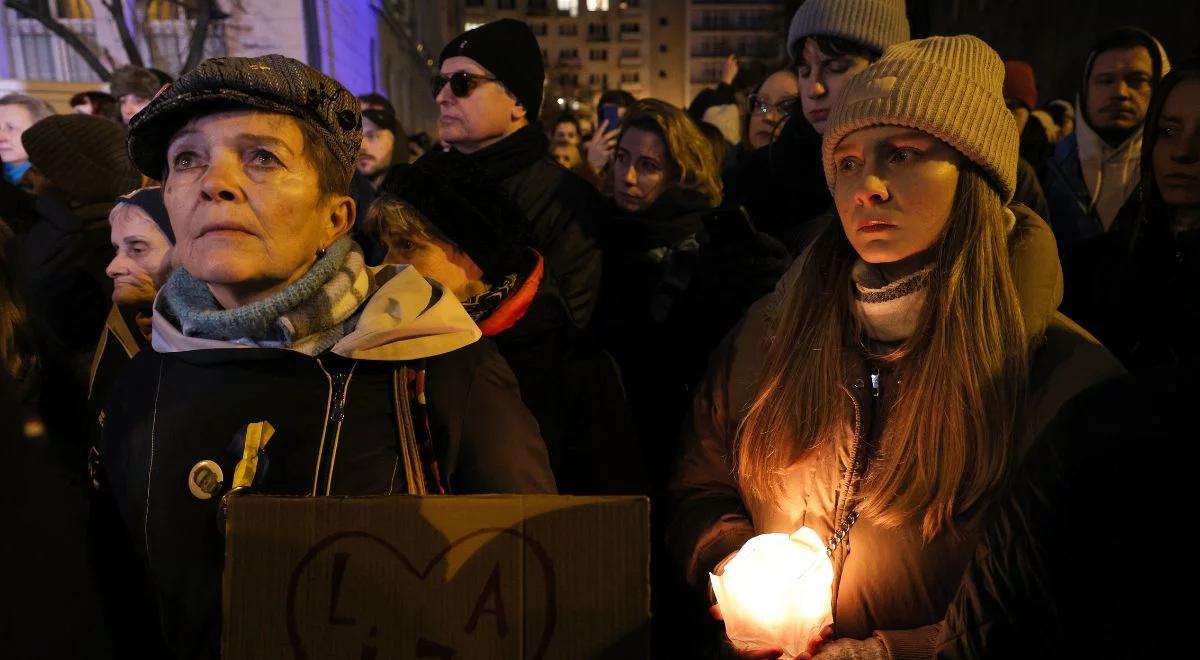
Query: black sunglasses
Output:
[[430, 71, 501, 99]]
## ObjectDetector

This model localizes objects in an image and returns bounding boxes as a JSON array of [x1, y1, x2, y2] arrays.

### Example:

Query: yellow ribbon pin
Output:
[[232, 421, 275, 490]]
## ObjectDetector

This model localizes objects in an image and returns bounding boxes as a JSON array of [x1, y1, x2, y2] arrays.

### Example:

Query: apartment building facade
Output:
[[0, 0, 456, 136]]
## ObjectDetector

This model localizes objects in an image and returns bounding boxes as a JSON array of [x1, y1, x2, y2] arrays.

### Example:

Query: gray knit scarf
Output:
[[159, 236, 372, 355], [851, 259, 935, 344]]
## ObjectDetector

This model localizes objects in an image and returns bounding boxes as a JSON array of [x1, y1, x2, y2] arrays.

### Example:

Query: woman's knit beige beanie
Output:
[[787, 0, 910, 59], [822, 35, 1020, 203]]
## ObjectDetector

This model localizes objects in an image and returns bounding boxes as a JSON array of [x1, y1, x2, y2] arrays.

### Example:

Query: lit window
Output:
[[557, 0, 579, 17], [587, 0, 610, 10], [464, 22, 485, 31]]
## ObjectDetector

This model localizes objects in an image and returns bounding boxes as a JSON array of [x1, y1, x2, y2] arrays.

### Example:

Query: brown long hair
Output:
[[735, 166, 1030, 540], [613, 99, 723, 206]]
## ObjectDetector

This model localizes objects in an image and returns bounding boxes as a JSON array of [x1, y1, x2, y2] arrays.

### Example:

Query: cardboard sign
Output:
[[223, 495, 650, 659]]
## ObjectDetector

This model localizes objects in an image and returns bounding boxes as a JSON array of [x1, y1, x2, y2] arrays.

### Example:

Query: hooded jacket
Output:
[[1061, 62, 1200, 371], [99, 264, 555, 660], [667, 207, 1124, 659], [1044, 28, 1171, 251]]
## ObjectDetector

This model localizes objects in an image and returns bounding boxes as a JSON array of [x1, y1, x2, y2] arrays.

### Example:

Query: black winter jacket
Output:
[[721, 117, 831, 255], [100, 339, 554, 660], [460, 124, 604, 328], [1062, 187, 1200, 370], [482, 252, 645, 495], [4, 185, 113, 361]]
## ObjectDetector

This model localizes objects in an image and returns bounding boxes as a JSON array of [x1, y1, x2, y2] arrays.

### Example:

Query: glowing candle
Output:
[[710, 527, 835, 658]]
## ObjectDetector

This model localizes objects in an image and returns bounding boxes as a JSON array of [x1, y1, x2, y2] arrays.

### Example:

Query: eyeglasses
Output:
[[748, 95, 798, 117], [430, 71, 501, 99]]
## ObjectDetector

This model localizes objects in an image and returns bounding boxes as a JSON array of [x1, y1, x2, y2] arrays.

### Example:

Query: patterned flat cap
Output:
[[127, 54, 361, 184]]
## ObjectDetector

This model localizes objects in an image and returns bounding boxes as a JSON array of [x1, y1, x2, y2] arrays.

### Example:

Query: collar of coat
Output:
[[459, 122, 548, 181]]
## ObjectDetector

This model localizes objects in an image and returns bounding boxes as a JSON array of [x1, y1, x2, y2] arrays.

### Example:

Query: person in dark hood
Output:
[[90, 186, 174, 411], [373, 150, 644, 495], [722, 0, 909, 256], [98, 54, 554, 660], [424, 18, 603, 328], [1044, 27, 1171, 252], [1062, 58, 1200, 371], [4, 113, 142, 377]]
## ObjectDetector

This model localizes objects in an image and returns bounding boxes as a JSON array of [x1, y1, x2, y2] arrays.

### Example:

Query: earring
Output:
[[316, 246, 327, 258]]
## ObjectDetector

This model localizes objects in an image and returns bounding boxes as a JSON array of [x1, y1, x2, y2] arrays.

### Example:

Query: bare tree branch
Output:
[[180, 0, 221, 74], [101, 0, 146, 67], [4, 0, 112, 80]]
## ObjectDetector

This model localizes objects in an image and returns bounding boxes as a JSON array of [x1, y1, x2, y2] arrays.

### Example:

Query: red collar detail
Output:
[[477, 251, 544, 337]]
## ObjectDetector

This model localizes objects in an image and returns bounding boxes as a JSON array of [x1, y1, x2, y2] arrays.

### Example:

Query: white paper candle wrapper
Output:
[[710, 527, 835, 658]]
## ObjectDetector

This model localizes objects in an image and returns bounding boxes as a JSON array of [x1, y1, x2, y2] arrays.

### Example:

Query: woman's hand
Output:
[[722, 53, 740, 86], [585, 119, 620, 175], [709, 605, 832, 660], [811, 636, 886, 660], [709, 549, 833, 660]]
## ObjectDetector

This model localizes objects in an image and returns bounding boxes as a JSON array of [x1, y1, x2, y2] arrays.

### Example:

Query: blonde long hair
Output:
[[735, 167, 1030, 540]]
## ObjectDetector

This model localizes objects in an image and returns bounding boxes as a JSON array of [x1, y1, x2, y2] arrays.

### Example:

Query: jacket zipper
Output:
[[312, 357, 356, 496], [831, 368, 880, 633], [322, 363, 357, 495]]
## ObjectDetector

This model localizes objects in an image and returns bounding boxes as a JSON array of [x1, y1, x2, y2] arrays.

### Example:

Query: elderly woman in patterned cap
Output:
[[97, 54, 554, 660]]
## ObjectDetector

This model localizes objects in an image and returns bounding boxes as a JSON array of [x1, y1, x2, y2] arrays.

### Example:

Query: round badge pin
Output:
[[188, 460, 224, 500]]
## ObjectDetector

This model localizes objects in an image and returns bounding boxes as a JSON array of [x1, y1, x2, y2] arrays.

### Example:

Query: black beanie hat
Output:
[[116, 186, 173, 244], [22, 114, 143, 204], [362, 107, 397, 134], [439, 19, 545, 122], [382, 149, 529, 282]]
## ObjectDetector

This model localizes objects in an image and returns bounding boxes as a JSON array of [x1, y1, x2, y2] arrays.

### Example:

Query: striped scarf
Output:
[[159, 236, 372, 355]]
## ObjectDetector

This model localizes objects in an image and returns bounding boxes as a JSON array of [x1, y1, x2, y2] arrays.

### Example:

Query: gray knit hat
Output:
[[822, 35, 1020, 203], [787, 0, 910, 61]]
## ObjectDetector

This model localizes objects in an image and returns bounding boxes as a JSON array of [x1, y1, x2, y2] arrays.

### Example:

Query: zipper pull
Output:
[[329, 371, 348, 423], [869, 371, 881, 398]]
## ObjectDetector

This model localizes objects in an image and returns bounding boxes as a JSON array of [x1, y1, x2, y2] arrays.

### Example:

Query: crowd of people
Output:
[[0, 0, 1196, 658]]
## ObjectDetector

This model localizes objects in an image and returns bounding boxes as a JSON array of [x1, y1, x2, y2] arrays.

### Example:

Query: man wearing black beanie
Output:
[[420, 18, 603, 328]]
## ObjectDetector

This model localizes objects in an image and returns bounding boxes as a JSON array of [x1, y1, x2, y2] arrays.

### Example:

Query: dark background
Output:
[[778, 0, 1199, 105], [913, 0, 1200, 103]]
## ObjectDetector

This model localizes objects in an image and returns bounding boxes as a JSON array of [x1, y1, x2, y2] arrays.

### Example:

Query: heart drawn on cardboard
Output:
[[284, 528, 558, 660]]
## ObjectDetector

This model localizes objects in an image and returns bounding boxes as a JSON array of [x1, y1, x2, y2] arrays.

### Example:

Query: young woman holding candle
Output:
[[668, 36, 1125, 659]]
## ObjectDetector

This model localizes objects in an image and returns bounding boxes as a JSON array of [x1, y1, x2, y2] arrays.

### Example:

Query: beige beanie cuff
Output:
[[822, 36, 1020, 204]]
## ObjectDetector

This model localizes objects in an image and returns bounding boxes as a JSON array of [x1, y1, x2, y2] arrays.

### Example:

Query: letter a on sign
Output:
[[464, 563, 508, 638]]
